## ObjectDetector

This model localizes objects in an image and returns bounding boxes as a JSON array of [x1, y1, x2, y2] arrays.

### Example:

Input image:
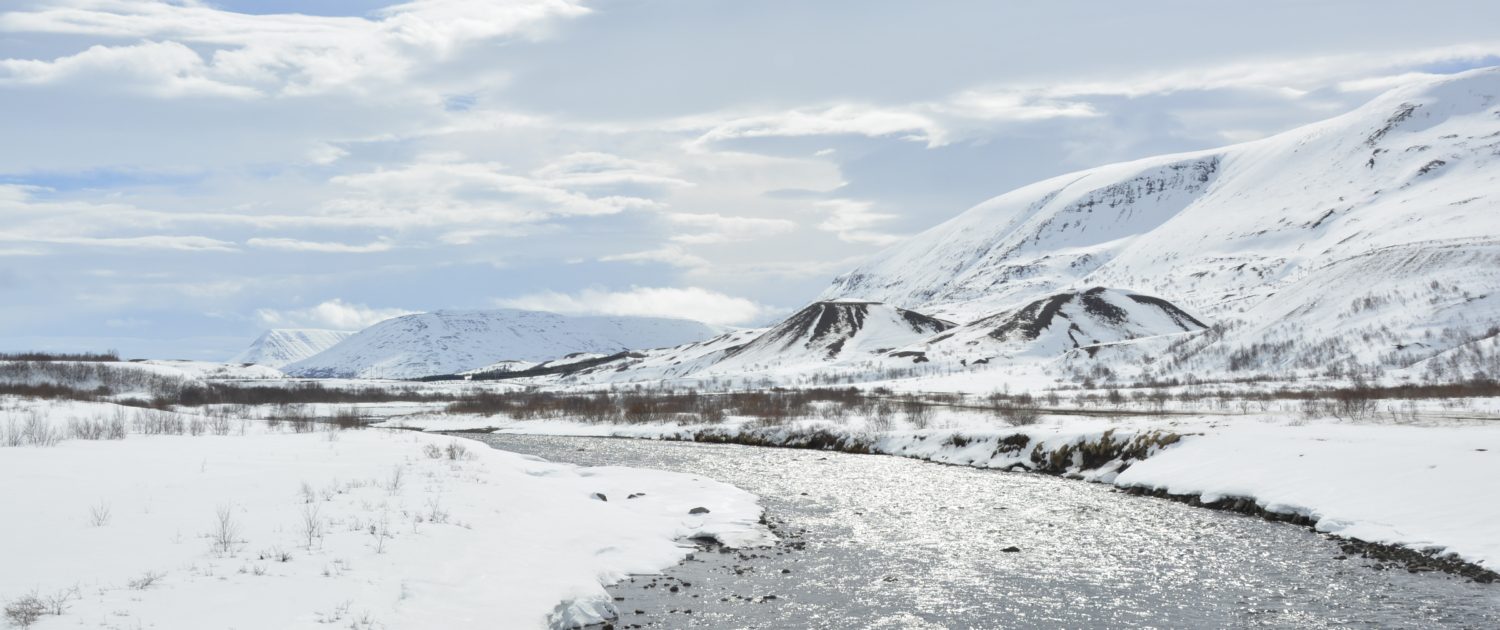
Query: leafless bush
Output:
[[258, 546, 293, 563], [88, 501, 111, 527], [2, 417, 21, 447], [422, 443, 443, 459], [444, 442, 469, 461], [209, 415, 232, 436], [330, 408, 362, 430], [43, 587, 78, 616], [189, 417, 206, 436], [903, 398, 933, 430], [425, 497, 448, 524], [866, 401, 895, 432], [3, 593, 45, 628], [210, 505, 241, 556], [997, 404, 1043, 426], [132, 409, 185, 435], [385, 466, 405, 494], [127, 571, 164, 590], [301, 505, 323, 550], [20, 411, 59, 447]]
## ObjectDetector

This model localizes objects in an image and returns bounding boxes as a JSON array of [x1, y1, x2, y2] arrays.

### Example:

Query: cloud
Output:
[[530, 152, 691, 189], [664, 212, 797, 244], [0, 40, 259, 97], [255, 299, 415, 331], [814, 199, 902, 246], [0, 0, 591, 97], [496, 286, 776, 326], [325, 157, 662, 227], [689, 104, 946, 146], [246, 237, 394, 253], [0, 232, 238, 252], [598, 246, 707, 268]]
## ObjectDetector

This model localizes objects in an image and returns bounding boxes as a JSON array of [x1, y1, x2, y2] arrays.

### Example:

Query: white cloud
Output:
[[0, 232, 238, 252], [530, 152, 691, 189], [255, 299, 415, 331], [688, 104, 947, 147], [598, 245, 707, 268], [496, 286, 776, 326], [664, 212, 797, 244], [325, 158, 662, 227], [0, 0, 591, 97], [246, 237, 394, 253], [814, 199, 902, 246], [0, 40, 259, 97]]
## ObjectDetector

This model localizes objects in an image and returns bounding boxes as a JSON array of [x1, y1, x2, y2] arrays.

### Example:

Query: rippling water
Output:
[[473, 434, 1500, 629]]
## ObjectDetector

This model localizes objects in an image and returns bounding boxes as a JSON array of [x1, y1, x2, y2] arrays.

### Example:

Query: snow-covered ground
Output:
[[0, 398, 770, 629], [380, 407, 1500, 572]]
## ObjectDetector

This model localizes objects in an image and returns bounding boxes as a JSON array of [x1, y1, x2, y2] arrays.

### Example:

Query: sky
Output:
[[3, 0, 1500, 359]]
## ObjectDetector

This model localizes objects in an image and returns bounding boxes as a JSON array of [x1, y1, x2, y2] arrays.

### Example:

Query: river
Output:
[[472, 433, 1500, 629]]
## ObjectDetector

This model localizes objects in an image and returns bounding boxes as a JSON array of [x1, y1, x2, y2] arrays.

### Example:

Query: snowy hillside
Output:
[[825, 68, 1500, 378], [524, 301, 953, 385], [916, 287, 1206, 362], [708, 300, 953, 374], [281, 309, 719, 379], [229, 329, 353, 369]]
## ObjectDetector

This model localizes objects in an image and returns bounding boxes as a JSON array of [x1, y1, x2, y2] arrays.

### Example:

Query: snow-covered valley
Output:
[[7, 59, 1500, 630]]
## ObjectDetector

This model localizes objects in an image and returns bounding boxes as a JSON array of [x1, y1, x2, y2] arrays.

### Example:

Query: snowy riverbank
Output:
[[379, 410, 1500, 578], [0, 398, 771, 629]]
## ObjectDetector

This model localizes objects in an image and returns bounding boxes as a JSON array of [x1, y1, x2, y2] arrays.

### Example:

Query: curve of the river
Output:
[[473, 433, 1500, 629]]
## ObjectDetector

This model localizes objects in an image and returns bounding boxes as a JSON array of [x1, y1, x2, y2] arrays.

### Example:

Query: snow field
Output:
[[0, 398, 770, 629]]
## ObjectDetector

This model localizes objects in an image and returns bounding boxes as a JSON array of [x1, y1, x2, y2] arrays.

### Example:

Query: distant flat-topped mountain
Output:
[[281, 309, 719, 379], [230, 329, 353, 369]]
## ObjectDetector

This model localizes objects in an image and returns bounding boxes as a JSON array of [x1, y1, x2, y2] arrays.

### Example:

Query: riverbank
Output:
[[0, 398, 771, 629], [381, 411, 1500, 582]]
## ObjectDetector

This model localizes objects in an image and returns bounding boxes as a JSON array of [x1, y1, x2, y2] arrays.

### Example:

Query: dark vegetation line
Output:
[[0, 351, 120, 362]]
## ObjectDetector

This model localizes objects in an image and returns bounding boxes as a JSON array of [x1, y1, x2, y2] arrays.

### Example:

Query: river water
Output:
[[472, 434, 1500, 629]]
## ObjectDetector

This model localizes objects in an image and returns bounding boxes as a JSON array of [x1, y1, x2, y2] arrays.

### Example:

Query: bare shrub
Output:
[[422, 443, 443, 459], [330, 408, 362, 430], [43, 587, 78, 616], [3, 593, 45, 628], [88, 501, 111, 527], [385, 466, 405, 494], [210, 505, 241, 556], [188, 417, 206, 436], [209, 415, 232, 436], [21, 411, 59, 446], [425, 497, 448, 524], [68, 415, 107, 440], [301, 505, 323, 550], [444, 442, 469, 461], [127, 571, 164, 590], [902, 398, 933, 430], [2, 417, 22, 447]]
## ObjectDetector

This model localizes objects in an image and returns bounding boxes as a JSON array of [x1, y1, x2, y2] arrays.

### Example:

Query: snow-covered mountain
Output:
[[513, 301, 953, 385], [825, 68, 1500, 378], [709, 300, 953, 374], [230, 329, 353, 369], [281, 310, 720, 379], [916, 287, 1206, 362]]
